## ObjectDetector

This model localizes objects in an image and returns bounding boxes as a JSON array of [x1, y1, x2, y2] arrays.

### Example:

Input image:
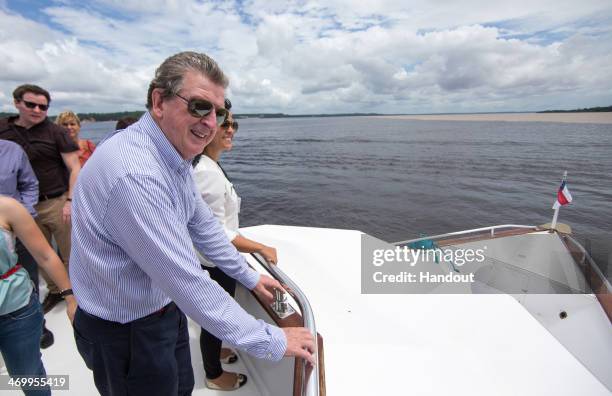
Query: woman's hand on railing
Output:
[[253, 274, 283, 304], [258, 245, 278, 265], [283, 327, 316, 366]]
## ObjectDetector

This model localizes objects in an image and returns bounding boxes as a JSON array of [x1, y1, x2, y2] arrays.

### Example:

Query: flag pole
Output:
[[550, 205, 560, 231], [550, 170, 567, 230]]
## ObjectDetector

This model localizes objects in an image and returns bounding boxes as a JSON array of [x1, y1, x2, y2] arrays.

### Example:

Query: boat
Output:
[[2, 223, 611, 395]]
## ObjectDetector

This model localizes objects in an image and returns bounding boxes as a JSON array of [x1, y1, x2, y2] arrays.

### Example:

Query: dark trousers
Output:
[[199, 266, 237, 379], [16, 239, 39, 294], [73, 304, 194, 396]]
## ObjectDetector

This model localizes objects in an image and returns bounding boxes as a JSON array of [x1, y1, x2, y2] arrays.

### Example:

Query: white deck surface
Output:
[[240, 225, 611, 396], [2, 225, 610, 395]]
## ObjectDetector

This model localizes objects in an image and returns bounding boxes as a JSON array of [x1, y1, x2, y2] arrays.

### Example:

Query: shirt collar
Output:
[[139, 112, 192, 176], [7, 115, 50, 130]]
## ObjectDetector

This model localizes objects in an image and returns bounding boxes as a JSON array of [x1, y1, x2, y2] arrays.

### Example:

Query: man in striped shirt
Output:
[[70, 51, 314, 396]]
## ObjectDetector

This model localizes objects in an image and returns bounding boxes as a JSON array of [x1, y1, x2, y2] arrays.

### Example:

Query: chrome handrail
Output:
[[251, 252, 320, 396], [393, 224, 537, 245]]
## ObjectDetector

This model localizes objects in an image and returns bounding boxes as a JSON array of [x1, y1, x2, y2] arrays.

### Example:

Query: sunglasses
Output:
[[220, 120, 239, 131], [22, 100, 49, 111], [175, 93, 228, 126]]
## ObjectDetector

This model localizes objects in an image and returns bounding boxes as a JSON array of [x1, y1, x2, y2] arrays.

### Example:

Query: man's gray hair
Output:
[[146, 51, 228, 110]]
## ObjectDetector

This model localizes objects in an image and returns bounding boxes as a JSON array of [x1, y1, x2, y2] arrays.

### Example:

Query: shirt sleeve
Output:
[[103, 174, 287, 361], [192, 163, 238, 241], [16, 149, 39, 217]]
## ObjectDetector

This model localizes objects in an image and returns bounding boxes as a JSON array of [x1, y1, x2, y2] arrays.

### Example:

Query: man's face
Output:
[[14, 92, 49, 127], [153, 71, 225, 160]]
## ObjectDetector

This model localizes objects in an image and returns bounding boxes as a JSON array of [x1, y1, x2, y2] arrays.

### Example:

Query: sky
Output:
[[1, 0, 612, 115]]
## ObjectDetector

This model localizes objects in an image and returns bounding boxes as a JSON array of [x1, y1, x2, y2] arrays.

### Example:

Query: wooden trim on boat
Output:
[[248, 288, 327, 396], [293, 334, 326, 396]]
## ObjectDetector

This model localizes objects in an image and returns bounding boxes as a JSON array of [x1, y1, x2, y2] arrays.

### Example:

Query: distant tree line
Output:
[[76, 111, 145, 122], [1, 110, 383, 121], [538, 105, 612, 113], [4, 106, 609, 121], [233, 112, 381, 119]]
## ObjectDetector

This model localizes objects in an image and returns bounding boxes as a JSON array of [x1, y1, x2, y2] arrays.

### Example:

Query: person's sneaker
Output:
[[40, 325, 54, 349], [42, 292, 63, 313]]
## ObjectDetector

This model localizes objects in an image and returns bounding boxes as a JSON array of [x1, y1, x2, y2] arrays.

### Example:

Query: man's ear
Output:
[[151, 88, 165, 119]]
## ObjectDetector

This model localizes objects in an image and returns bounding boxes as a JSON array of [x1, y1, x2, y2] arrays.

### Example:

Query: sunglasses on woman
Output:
[[175, 93, 228, 126], [22, 100, 49, 111], [220, 119, 239, 131]]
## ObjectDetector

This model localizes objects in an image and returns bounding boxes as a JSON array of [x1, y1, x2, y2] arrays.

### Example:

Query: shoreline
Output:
[[373, 112, 612, 124]]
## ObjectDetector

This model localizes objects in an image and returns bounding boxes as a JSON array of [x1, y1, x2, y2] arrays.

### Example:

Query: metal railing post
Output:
[[252, 253, 320, 396]]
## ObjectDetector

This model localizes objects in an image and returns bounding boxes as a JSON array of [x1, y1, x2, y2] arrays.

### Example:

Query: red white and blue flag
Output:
[[553, 180, 572, 209]]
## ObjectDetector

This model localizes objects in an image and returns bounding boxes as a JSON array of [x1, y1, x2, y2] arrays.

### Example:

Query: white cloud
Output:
[[1, 1, 611, 114]]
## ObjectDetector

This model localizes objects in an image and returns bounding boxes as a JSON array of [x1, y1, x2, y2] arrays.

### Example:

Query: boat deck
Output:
[[2, 225, 610, 395], [239, 225, 611, 395]]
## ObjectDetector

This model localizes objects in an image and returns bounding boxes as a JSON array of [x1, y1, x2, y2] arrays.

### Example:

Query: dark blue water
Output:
[[82, 117, 612, 276]]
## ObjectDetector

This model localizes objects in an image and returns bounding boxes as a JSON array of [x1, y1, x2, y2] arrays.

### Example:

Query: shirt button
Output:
[[267, 353, 272, 359]]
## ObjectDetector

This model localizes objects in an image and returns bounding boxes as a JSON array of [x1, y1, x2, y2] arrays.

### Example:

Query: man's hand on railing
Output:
[[253, 274, 283, 304], [283, 327, 316, 366]]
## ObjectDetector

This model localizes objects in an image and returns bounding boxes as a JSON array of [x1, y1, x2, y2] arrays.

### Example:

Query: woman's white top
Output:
[[192, 155, 241, 267]]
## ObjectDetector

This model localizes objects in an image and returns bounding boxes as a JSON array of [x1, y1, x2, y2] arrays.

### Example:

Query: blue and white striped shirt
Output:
[[70, 112, 286, 361], [0, 139, 39, 217]]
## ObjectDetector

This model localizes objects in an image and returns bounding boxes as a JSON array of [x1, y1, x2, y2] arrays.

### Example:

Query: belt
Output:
[[1, 264, 22, 280], [77, 303, 175, 326], [146, 303, 173, 318], [39, 191, 64, 202], [132, 303, 174, 323]]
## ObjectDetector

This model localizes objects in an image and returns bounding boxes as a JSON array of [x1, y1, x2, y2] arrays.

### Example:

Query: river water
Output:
[[81, 117, 612, 277]]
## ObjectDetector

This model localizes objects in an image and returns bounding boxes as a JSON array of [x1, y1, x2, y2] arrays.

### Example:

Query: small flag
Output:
[[552, 180, 572, 209]]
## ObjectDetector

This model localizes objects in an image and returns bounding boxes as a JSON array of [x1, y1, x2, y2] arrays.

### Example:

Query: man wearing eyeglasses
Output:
[[0, 84, 81, 318], [70, 51, 315, 396]]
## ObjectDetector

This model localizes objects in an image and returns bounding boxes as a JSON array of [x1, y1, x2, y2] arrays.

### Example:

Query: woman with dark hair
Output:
[[193, 106, 277, 391]]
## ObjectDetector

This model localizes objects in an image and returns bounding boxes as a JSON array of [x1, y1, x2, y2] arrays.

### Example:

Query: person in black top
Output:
[[0, 84, 81, 316]]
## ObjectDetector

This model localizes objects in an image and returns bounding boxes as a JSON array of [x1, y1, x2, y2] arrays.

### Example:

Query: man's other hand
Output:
[[252, 274, 282, 304]]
